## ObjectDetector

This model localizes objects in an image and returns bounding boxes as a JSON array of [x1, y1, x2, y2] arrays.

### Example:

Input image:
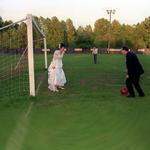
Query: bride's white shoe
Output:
[[59, 86, 65, 90], [54, 89, 59, 92]]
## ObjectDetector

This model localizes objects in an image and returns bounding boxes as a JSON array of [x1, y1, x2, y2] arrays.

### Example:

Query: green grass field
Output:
[[0, 54, 150, 150]]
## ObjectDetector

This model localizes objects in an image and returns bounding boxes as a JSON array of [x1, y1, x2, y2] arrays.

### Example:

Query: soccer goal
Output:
[[0, 14, 48, 98]]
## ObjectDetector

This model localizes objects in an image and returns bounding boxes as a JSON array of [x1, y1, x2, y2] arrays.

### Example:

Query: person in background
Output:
[[121, 46, 145, 98], [48, 43, 66, 92], [91, 47, 98, 64]]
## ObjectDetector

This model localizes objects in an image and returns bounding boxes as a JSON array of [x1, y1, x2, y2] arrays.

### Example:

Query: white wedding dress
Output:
[[48, 50, 66, 91]]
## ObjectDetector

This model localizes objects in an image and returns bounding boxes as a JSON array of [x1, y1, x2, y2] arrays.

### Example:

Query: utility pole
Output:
[[106, 9, 115, 52]]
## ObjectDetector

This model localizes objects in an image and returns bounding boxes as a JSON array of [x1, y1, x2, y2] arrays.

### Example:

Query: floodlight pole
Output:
[[106, 9, 115, 52]]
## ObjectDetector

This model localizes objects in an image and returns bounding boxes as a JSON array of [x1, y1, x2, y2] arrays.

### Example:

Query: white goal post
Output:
[[26, 14, 48, 96], [26, 14, 35, 96]]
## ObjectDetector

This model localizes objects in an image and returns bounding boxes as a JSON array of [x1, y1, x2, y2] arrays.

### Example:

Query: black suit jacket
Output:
[[126, 51, 144, 77]]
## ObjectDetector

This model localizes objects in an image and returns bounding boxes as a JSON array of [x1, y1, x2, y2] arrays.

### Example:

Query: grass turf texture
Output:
[[0, 54, 150, 150]]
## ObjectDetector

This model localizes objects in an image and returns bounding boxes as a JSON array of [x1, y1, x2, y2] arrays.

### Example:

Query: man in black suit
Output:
[[121, 46, 145, 98]]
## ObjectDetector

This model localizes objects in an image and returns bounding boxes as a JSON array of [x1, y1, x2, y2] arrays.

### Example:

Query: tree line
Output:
[[0, 16, 150, 50]]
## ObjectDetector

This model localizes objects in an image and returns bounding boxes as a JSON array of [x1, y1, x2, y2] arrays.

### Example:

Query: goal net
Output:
[[0, 14, 48, 98]]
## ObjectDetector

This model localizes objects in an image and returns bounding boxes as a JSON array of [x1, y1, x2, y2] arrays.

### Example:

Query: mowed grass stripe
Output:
[[1, 54, 150, 150], [5, 102, 34, 150], [21, 54, 150, 150]]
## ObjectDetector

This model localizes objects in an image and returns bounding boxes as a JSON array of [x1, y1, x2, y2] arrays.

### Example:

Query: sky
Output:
[[0, 0, 150, 28]]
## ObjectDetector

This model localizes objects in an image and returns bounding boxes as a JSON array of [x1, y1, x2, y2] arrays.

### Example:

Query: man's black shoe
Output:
[[127, 95, 135, 98], [139, 94, 145, 97]]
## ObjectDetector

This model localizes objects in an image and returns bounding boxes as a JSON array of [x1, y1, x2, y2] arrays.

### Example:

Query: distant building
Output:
[[108, 49, 121, 54], [138, 48, 150, 54], [74, 48, 83, 52]]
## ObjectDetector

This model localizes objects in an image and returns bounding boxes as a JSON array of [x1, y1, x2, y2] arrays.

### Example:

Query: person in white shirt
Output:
[[91, 47, 98, 64], [48, 43, 66, 92]]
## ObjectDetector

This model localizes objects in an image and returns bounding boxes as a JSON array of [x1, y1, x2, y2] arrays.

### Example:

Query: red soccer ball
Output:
[[120, 88, 128, 95]]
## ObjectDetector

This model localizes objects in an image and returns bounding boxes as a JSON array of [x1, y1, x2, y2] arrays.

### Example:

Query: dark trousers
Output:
[[93, 54, 97, 64], [126, 75, 144, 96]]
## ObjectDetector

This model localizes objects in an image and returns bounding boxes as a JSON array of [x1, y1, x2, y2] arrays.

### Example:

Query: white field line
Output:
[[36, 80, 43, 95], [5, 102, 34, 150], [36, 71, 47, 95], [25, 102, 34, 118]]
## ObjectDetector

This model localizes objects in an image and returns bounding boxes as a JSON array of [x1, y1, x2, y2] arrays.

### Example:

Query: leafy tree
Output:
[[74, 34, 93, 49], [0, 16, 4, 27], [111, 20, 121, 48], [49, 17, 65, 48], [74, 26, 93, 49], [132, 23, 147, 49], [61, 20, 68, 46], [119, 24, 134, 48], [43, 18, 52, 48], [1, 15, 150, 50], [93, 18, 109, 47], [66, 19, 76, 47], [17, 22, 27, 48], [142, 17, 150, 48], [84, 25, 93, 34]]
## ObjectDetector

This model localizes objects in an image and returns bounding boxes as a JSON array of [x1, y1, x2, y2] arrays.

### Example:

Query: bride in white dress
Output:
[[48, 43, 66, 92]]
